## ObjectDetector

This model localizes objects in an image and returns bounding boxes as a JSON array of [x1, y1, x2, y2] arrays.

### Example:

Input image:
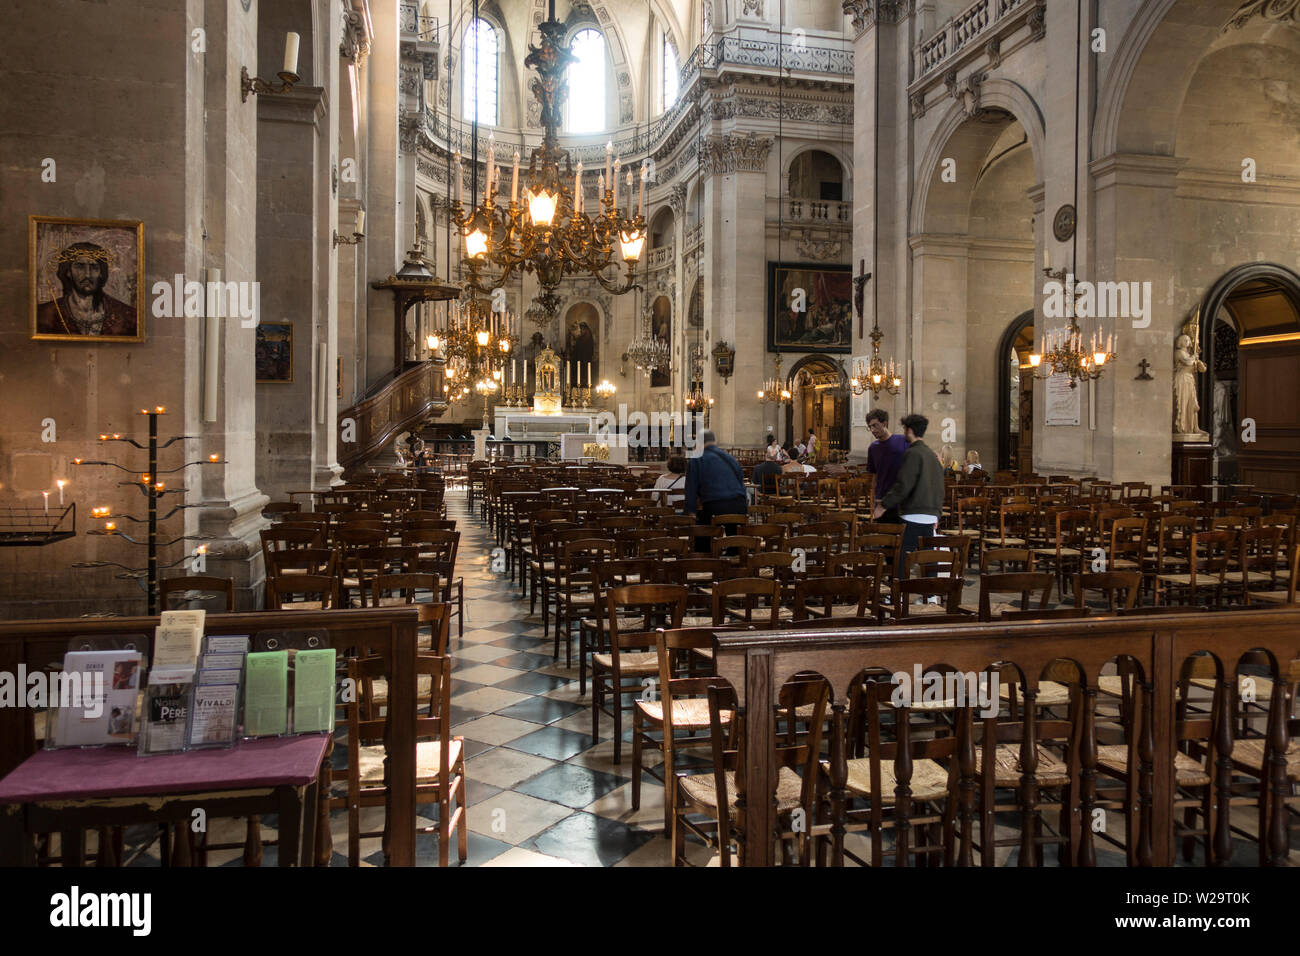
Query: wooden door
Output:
[[1238, 341, 1300, 492]]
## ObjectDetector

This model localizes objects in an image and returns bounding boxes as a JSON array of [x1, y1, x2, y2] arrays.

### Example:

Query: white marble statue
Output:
[[1173, 329, 1208, 441]]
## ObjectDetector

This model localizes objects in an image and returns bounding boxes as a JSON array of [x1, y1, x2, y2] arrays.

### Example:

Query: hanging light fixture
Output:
[[1028, 267, 1114, 387], [626, 312, 670, 375], [757, 354, 793, 405], [450, 0, 646, 325], [682, 343, 712, 413], [849, 311, 902, 399]]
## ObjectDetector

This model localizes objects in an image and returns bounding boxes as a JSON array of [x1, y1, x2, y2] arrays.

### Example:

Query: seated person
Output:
[[965, 450, 986, 478], [765, 434, 789, 462], [652, 454, 687, 508], [752, 458, 784, 494]]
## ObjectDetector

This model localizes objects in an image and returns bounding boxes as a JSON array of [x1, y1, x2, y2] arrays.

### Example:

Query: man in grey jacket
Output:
[[873, 413, 944, 562]]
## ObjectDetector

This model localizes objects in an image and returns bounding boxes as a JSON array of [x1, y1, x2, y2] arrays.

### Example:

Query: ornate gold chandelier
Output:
[[1029, 268, 1115, 387], [683, 344, 713, 413], [850, 312, 902, 399], [428, 297, 512, 396], [757, 354, 793, 405], [450, 2, 646, 323]]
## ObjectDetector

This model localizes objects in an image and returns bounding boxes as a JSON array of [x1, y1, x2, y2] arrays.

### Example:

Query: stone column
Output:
[[196, 0, 270, 610], [363, 0, 402, 386], [708, 133, 773, 448]]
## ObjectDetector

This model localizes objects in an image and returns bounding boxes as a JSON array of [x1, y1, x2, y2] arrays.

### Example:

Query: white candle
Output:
[[523, 359, 527, 385], [605, 141, 613, 186], [566, 364, 570, 386], [1043, 247, 1050, 270], [574, 162, 583, 215], [639, 163, 647, 216], [487, 133, 495, 196], [612, 157, 621, 209], [283, 32, 300, 76], [43, 492, 49, 514], [354, 209, 365, 235], [57, 480, 66, 505], [625, 168, 634, 216], [511, 149, 520, 204], [204, 267, 220, 422], [587, 362, 592, 387], [598, 172, 605, 202]]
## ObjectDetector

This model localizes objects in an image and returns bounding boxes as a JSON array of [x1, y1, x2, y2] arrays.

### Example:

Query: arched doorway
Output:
[[997, 310, 1035, 474], [1197, 264, 1300, 492], [785, 355, 848, 458]]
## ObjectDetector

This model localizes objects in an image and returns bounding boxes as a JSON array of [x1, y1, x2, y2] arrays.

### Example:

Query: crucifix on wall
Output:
[[853, 258, 872, 339]]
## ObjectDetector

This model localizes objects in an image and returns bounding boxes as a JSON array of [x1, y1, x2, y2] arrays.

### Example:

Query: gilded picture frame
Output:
[[29, 216, 145, 342]]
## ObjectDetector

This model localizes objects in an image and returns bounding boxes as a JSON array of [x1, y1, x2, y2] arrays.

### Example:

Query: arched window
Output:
[[662, 36, 679, 112], [567, 29, 606, 133], [463, 17, 498, 125]]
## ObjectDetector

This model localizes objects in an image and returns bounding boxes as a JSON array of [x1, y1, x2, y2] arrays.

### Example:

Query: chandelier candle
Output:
[[574, 162, 583, 214], [511, 149, 520, 204], [612, 157, 621, 208]]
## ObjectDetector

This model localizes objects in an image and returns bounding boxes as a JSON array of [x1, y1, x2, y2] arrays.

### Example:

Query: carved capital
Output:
[[341, 10, 371, 65], [842, 0, 908, 37], [1224, 0, 1300, 31], [701, 133, 774, 176], [910, 91, 927, 119], [1029, 0, 1047, 41]]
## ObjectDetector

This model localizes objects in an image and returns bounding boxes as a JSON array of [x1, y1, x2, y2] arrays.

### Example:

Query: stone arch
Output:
[[1091, 0, 1272, 160], [1196, 262, 1300, 423], [782, 144, 853, 200], [911, 78, 1045, 236], [649, 205, 676, 247]]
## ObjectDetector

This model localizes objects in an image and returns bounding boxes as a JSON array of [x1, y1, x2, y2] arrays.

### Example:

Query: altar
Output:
[[488, 345, 619, 459]]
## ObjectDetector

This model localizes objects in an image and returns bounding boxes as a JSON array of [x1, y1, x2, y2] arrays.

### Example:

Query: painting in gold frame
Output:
[[256, 323, 294, 383], [29, 216, 145, 342]]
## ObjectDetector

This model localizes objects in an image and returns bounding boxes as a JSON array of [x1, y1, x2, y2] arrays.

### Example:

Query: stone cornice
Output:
[[1090, 153, 1186, 190], [1223, 0, 1300, 32]]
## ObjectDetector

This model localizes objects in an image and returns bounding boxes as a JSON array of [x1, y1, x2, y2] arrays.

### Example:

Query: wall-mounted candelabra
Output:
[[71, 406, 226, 615]]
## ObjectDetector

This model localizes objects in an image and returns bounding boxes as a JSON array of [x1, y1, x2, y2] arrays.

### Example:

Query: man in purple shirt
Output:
[[865, 408, 908, 524]]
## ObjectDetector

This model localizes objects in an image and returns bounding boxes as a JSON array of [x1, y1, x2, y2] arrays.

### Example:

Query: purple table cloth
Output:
[[0, 735, 330, 803]]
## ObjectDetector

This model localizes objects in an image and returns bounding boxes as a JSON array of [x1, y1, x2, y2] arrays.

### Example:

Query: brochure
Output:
[[291, 648, 337, 733], [52, 649, 143, 748], [139, 681, 191, 755], [244, 651, 288, 736], [189, 683, 240, 747]]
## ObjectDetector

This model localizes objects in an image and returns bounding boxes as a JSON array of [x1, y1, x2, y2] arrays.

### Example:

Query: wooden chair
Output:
[[633, 626, 737, 835], [673, 679, 828, 866], [1233, 526, 1282, 605], [827, 672, 964, 866], [711, 577, 782, 627], [160, 575, 234, 612], [1154, 530, 1233, 608], [973, 663, 1080, 866], [370, 574, 450, 655], [268, 573, 340, 610], [1106, 517, 1149, 577], [1073, 571, 1141, 611], [919, 534, 972, 574], [981, 502, 1035, 567], [977, 572, 1054, 621], [556, 538, 617, 666], [403, 528, 464, 637], [980, 547, 1035, 574], [340, 654, 466, 866], [591, 584, 687, 763], [1032, 508, 1091, 599], [793, 576, 875, 622], [891, 576, 965, 618], [1246, 544, 1299, 606]]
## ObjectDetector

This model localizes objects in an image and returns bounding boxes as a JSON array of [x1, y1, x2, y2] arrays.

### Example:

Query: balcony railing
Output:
[[646, 242, 676, 271], [783, 198, 851, 224], [683, 222, 704, 252], [423, 29, 851, 169], [917, 0, 1029, 79]]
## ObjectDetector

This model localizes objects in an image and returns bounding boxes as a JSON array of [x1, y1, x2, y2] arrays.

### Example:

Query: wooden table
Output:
[[0, 734, 330, 867]]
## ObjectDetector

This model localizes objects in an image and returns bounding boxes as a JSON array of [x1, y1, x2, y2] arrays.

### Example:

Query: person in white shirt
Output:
[[652, 454, 687, 509], [765, 435, 788, 462]]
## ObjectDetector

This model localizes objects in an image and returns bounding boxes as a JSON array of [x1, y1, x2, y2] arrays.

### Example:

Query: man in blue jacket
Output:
[[684, 430, 748, 540]]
